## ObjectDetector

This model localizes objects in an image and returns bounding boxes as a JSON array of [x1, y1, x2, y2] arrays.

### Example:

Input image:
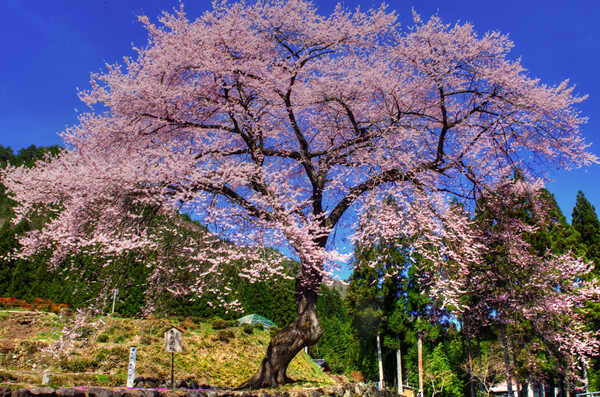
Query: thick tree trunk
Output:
[[238, 269, 323, 389]]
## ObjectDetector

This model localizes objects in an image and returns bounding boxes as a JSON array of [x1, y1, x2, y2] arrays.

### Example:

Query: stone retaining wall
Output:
[[0, 383, 399, 397]]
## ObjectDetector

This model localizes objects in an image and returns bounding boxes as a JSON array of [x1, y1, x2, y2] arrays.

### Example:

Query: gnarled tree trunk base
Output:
[[237, 284, 322, 389]]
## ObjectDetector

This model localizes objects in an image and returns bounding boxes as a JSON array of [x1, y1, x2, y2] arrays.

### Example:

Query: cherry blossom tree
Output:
[[2, 0, 597, 388]]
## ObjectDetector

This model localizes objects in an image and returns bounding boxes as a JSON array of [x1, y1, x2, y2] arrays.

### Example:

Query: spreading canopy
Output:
[[3, 0, 596, 312]]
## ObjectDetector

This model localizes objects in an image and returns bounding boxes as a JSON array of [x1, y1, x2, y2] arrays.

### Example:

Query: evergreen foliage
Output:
[[313, 284, 352, 373], [572, 190, 600, 262]]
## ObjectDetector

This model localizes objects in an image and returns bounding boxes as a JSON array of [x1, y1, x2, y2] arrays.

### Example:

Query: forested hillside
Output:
[[0, 144, 348, 372]]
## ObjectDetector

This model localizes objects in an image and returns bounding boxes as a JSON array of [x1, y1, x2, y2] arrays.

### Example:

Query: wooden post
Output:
[[377, 333, 384, 389], [164, 326, 183, 390], [171, 352, 175, 389]]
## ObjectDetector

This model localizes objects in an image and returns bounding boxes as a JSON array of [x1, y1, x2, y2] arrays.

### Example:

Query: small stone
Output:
[[87, 388, 116, 397], [140, 391, 161, 397], [188, 382, 199, 390], [354, 385, 364, 396], [114, 390, 135, 397], [143, 381, 156, 389], [56, 389, 85, 397], [14, 390, 33, 397]]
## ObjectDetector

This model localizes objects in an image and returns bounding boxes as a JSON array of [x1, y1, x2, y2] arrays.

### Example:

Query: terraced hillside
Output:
[[0, 311, 332, 389]]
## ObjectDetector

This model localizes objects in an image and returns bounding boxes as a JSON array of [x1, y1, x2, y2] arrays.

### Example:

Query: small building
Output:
[[490, 381, 544, 397], [399, 385, 416, 397]]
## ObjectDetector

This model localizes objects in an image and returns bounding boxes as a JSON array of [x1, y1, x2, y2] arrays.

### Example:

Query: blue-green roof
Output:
[[238, 313, 277, 328]]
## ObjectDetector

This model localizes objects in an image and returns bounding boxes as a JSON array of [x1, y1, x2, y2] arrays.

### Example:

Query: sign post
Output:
[[126, 346, 137, 388], [164, 326, 183, 389]]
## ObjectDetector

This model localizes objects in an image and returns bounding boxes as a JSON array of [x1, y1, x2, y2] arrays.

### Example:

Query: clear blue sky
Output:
[[1, 0, 598, 221]]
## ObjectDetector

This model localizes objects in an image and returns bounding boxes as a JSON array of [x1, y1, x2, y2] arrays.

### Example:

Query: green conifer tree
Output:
[[572, 191, 600, 263]]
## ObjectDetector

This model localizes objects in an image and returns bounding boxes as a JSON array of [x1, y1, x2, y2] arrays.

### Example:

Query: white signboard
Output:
[[164, 327, 183, 353], [126, 346, 137, 388]]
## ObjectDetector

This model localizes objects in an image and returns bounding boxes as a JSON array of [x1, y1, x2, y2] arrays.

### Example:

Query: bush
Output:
[[211, 318, 229, 330], [253, 323, 265, 330], [182, 317, 196, 330], [97, 333, 109, 343], [242, 323, 254, 334], [61, 357, 99, 372], [109, 346, 129, 361], [94, 349, 110, 362], [214, 329, 235, 343]]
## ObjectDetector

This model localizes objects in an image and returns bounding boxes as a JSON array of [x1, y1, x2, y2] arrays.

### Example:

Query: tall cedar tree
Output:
[[571, 191, 600, 390], [572, 191, 600, 263]]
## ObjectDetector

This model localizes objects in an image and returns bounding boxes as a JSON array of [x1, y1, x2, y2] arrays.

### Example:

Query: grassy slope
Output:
[[0, 312, 332, 388]]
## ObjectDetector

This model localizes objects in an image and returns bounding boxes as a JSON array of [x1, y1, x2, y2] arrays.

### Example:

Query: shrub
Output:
[[348, 371, 364, 383], [242, 323, 254, 334], [211, 318, 229, 330], [182, 317, 196, 330], [109, 346, 129, 361], [253, 323, 265, 330], [97, 333, 109, 343], [214, 329, 235, 343], [61, 357, 99, 372], [94, 349, 110, 362]]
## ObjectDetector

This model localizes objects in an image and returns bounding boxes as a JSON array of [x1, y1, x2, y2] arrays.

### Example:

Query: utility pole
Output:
[[396, 340, 403, 395], [418, 332, 423, 396]]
